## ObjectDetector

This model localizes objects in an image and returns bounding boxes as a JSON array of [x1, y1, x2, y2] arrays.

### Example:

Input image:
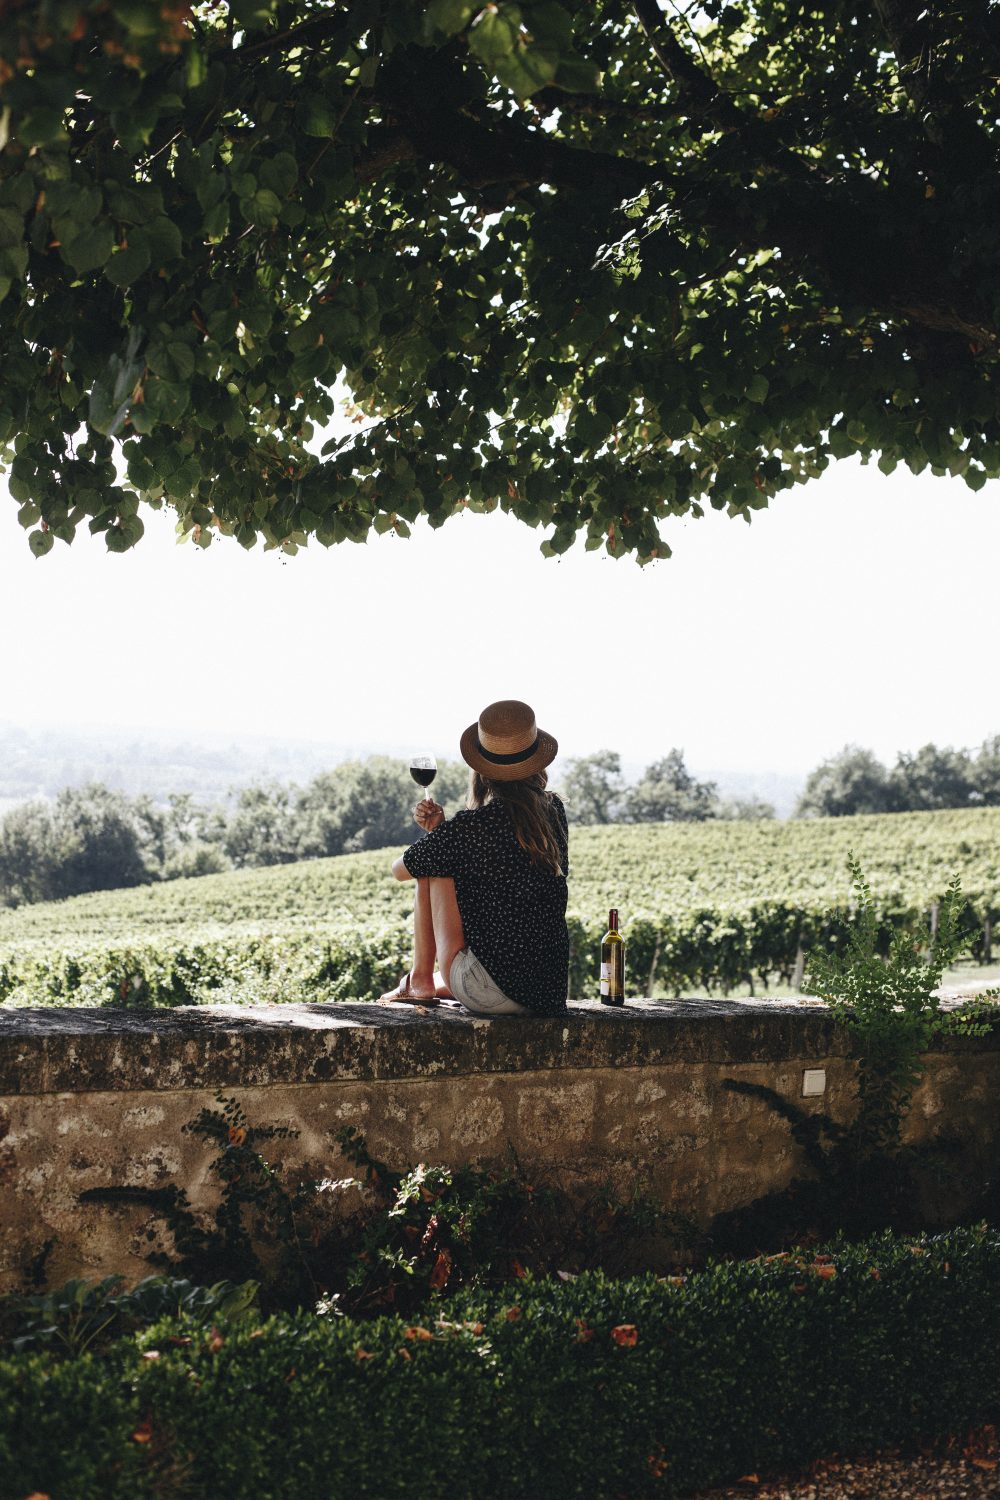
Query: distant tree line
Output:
[[2, 739, 996, 906], [558, 750, 773, 826], [794, 739, 1000, 818], [0, 749, 761, 907], [0, 757, 470, 907]]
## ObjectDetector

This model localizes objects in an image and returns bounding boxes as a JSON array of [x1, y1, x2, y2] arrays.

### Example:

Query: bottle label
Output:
[[600, 961, 610, 996]]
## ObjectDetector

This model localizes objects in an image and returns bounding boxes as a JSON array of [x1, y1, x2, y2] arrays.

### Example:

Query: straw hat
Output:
[[460, 700, 558, 782]]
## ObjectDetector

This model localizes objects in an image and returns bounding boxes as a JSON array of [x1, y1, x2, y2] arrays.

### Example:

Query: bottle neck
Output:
[[608, 909, 618, 932]]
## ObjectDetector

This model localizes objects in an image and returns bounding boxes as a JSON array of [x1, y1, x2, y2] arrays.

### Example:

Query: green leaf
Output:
[[245, 189, 283, 225], [553, 57, 601, 92], [28, 528, 54, 557], [295, 97, 335, 137], [147, 341, 195, 382], [17, 500, 41, 528], [258, 153, 298, 198], [104, 238, 152, 287], [0, 207, 23, 249], [142, 376, 191, 425], [424, 0, 481, 37], [18, 108, 68, 147], [495, 43, 559, 96], [63, 221, 115, 275], [746, 374, 769, 404], [468, 5, 522, 68], [143, 216, 183, 265], [229, 0, 277, 28]]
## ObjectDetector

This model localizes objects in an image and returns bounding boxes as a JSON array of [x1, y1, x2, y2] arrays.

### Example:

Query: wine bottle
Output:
[[600, 908, 625, 1006]]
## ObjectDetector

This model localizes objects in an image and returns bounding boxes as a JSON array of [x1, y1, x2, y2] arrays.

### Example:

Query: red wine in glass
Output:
[[410, 755, 437, 790]]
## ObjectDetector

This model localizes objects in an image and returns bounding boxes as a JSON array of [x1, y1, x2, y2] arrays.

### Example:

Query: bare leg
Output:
[[409, 878, 437, 994], [428, 876, 466, 991], [379, 877, 464, 1004]]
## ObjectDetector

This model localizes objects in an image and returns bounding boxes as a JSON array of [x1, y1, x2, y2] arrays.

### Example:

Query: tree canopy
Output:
[[2, 0, 998, 562]]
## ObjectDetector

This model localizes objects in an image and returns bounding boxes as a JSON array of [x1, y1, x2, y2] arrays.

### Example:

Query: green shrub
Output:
[[2, 1225, 998, 1499]]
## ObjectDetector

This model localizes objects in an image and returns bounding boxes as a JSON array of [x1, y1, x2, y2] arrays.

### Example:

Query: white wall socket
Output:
[[802, 1068, 827, 1097]]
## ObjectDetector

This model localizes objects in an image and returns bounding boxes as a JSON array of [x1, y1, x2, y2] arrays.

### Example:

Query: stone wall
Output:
[[1, 999, 997, 1292]]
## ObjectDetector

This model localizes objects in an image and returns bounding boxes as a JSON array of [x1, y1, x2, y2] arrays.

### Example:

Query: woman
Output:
[[379, 700, 569, 1017]]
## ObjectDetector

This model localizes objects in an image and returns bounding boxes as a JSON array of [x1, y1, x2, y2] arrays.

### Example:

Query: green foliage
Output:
[[0, 782, 147, 904], [558, 749, 626, 824], [82, 1094, 318, 1308], [3, 1, 999, 562], [888, 742, 978, 813], [796, 744, 893, 818], [0, 757, 471, 904], [2, 807, 1000, 1004], [2, 1226, 1000, 1498], [624, 749, 718, 823], [804, 853, 1000, 1155], [328, 1126, 691, 1315], [796, 738, 1000, 818], [1, 1274, 258, 1358]]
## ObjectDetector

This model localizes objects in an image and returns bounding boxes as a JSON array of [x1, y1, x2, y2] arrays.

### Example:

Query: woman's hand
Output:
[[414, 798, 445, 833]]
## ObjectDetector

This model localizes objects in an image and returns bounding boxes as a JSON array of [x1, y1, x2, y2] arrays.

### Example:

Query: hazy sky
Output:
[[0, 457, 997, 774]]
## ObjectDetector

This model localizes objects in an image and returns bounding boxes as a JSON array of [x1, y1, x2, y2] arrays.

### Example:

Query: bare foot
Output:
[[378, 972, 439, 1005]]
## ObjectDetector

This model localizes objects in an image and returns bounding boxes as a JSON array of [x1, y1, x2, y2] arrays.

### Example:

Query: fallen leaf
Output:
[[354, 1347, 373, 1361], [971, 1458, 998, 1472], [505, 1305, 521, 1322], [429, 1249, 452, 1289], [511, 1259, 528, 1279], [227, 1126, 247, 1146], [207, 1327, 224, 1353], [812, 1264, 837, 1279], [575, 1318, 594, 1343], [398, 1348, 412, 1360], [404, 1326, 433, 1341], [610, 1324, 638, 1347], [132, 1419, 154, 1445]]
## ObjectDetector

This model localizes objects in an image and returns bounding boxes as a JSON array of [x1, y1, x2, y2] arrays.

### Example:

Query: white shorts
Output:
[[449, 948, 532, 1016]]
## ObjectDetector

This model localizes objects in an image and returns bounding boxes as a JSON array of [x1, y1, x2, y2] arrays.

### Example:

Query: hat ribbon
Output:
[[477, 735, 540, 766]]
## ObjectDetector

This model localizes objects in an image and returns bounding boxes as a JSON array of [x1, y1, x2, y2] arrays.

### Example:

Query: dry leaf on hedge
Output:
[[812, 1264, 837, 1279], [511, 1260, 528, 1279], [131, 1420, 154, 1445], [610, 1324, 638, 1347], [404, 1326, 433, 1341], [505, 1306, 521, 1322], [429, 1250, 452, 1289], [355, 1347, 373, 1361], [142, 1350, 161, 1361], [556, 1270, 576, 1282], [207, 1327, 224, 1352]]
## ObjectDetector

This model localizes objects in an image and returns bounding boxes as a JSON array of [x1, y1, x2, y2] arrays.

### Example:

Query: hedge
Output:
[[3, 1226, 999, 1500]]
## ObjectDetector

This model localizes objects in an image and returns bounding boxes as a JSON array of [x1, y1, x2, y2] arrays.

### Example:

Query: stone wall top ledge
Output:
[[1, 997, 995, 1097]]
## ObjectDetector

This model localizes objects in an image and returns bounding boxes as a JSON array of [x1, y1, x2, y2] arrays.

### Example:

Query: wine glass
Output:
[[410, 755, 438, 834], [409, 755, 437, 792]]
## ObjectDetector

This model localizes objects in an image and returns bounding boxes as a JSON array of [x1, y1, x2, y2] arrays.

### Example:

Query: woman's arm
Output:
[[391, 799, 446, 880]]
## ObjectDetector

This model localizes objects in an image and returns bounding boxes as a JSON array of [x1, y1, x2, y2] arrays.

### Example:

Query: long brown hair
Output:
[[468, 769, 565, 875]]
